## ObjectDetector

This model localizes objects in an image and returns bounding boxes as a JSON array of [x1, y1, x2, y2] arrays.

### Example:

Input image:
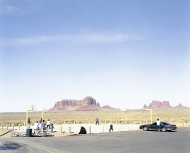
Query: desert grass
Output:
[[0, 110, 190, 126]]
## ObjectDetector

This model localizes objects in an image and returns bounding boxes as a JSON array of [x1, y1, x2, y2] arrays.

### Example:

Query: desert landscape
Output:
[[0, 109, 190, 126], [0, 97, 189, 126]]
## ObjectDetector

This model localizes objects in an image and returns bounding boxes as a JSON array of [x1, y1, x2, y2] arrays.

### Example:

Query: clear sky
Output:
[[0, 0, 190, 112]]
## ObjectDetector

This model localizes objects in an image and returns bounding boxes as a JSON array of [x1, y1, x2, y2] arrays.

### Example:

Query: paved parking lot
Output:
[[0, 127, 190, 153]]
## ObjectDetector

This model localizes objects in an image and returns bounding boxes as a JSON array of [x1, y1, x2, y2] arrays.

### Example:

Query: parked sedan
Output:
[[139, 122, 177, 132]]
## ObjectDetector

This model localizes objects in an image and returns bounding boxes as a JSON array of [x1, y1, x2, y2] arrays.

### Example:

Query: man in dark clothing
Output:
[[95, 117, 99, 125], [27, 118, 31, 128], [79, 126, 87, 134], [109, 124, 113, 132]]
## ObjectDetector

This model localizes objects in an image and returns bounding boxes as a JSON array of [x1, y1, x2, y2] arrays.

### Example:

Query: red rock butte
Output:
[[49, 96, 120, 111], [148, 101, 187, 109]]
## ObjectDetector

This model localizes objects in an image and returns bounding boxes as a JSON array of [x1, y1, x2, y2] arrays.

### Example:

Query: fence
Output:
[[0, 121, 189, 134], [0, 123, 140, 133]]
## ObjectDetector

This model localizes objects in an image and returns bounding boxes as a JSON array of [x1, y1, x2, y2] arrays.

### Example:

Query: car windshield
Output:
[[161, 122, 171, 125]]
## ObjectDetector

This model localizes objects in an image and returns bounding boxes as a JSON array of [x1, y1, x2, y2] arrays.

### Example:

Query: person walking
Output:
[[156, 119, 160, 131], [109, 124, 113, 132], [95, 117, 99, 125]]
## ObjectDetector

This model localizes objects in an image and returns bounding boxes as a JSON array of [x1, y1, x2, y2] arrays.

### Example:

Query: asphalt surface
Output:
[[0, 127, 190, 153]]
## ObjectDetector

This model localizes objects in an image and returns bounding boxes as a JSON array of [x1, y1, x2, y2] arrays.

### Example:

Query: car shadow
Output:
[[147, 130, 177, 132]]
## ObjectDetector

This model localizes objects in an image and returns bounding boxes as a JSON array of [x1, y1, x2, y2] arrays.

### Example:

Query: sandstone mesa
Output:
[[49, 96, 189, 111], [147, 101, 188, 109], [49, 96, 120, 111]]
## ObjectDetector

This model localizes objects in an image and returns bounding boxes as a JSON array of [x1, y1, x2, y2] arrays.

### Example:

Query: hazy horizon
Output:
[[0, 0, 190, 112]]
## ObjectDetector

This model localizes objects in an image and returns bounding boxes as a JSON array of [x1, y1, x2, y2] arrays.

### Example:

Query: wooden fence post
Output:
[[88, 126, 91, 134], [102, 125, 104, 133], [68, 126, 71, 133], [127, 124, 130, 131], [60, 125, 62, 133], [118, 124, 121, 131]]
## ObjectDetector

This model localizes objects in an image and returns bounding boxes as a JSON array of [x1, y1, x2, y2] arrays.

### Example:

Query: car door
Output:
[[148, 122, 157, 130]]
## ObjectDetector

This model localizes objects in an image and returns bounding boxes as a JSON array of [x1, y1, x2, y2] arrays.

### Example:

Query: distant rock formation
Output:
[[102, 105, 113, 109], [49, 96, 119, 111], [148, 101, 187, 109], [175, 103, 187, 108]]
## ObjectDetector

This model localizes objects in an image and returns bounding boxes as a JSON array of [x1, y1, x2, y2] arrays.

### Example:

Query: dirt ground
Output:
[[0, 109, 190, 125]]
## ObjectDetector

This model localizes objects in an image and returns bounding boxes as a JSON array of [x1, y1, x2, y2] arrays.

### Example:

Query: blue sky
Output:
[[0, 0, 190, 112]]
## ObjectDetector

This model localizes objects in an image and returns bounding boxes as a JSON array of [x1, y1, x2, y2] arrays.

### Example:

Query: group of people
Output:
[[95, 117, 114, 132], [33, 118, 51, 133], [95, 117, 123, 125], [29, 117, 161, 134]]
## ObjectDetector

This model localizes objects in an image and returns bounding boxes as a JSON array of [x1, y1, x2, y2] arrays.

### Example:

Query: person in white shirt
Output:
[[156, 119, 160, 131], [47, 119, 51, 129], [33, 121, 40, 133]]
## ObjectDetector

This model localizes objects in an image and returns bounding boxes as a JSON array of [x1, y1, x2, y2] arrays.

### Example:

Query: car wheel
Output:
[[161, 127, 167, 132], [143, 126, 148, 131]]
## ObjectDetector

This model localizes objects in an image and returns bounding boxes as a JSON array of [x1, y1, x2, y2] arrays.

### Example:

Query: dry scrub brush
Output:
[[0, 110, 190, 125]]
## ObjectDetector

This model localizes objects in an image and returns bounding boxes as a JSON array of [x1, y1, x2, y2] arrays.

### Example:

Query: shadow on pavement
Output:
[[0, 142, 22, 150]]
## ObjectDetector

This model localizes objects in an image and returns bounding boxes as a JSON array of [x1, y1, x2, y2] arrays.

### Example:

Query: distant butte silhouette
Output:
[[147, 101, 188, 109]]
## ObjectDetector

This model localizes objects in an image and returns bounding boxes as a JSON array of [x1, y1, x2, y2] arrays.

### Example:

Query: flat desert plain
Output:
[[0, 110, 190, 125]]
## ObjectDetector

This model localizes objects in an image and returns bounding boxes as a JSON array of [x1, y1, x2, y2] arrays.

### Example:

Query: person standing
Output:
[[119, 118, 122, 124], [27, 118, 31, 128], [34, 121, 40, 134], [156, 119, 160, 131], [41, 120, 46, 130], [47, 119, 51, 129]]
